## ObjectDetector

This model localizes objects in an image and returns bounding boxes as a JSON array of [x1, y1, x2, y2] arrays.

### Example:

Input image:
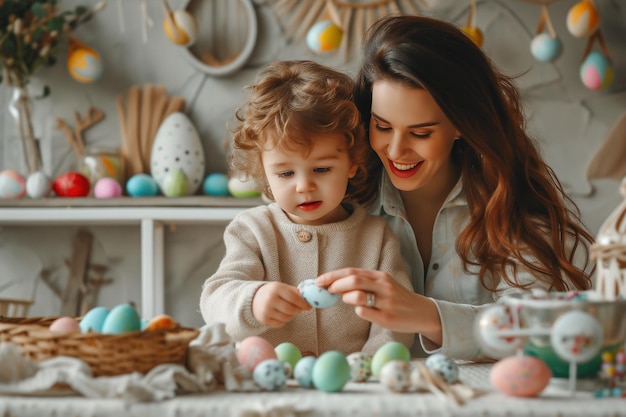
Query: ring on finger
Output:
[[366, 292, 376, 308]]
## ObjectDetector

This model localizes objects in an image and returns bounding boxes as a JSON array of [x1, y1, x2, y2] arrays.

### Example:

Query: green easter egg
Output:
[[312, 350, 351, 392], [371, 341, 411, 377], [275, 342, 302, 376], [162, 169, 189, 197]]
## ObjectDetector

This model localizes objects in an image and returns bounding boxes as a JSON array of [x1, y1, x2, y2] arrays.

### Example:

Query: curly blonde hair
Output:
[[229, 60, 369, 201]]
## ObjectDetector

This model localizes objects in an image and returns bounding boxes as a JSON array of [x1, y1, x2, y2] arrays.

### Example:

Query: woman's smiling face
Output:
[[369, 80, 460, 193]]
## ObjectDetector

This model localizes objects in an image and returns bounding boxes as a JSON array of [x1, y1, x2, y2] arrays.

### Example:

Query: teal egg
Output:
[[79, 306, 110, 333], [312, 350, 350, 392], [275, 342, 302, 376], [203, 173, 230, 196], [294, 356, 317, 388], [101, 303, 141, 334], [530, 33, 562, 63], [371, 341, 411, 377], [126, 174, 159, 197]]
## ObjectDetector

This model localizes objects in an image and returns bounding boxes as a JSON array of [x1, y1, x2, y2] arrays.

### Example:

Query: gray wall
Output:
[[1, 0, 625, 327]]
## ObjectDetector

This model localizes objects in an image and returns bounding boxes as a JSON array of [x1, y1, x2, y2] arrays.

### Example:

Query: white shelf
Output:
[[0, 197, 263, 318]]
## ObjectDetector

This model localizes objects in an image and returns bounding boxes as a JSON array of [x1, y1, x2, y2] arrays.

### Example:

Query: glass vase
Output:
[[8, 86, 42, 175]]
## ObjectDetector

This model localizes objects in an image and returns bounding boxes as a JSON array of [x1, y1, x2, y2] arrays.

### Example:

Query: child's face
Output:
[[262, 132, 358, 225]]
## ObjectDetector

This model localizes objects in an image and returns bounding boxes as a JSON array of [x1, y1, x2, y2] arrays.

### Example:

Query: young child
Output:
[[199, 60, 413, 356]]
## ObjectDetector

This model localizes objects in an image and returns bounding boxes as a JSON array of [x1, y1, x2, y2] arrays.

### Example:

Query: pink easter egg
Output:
[[49, 316, 81, 333], [490, 355, 552, 397], [94, 177, 123, 198], [237, 336, 277, 372], [0, 170, 26, 199]]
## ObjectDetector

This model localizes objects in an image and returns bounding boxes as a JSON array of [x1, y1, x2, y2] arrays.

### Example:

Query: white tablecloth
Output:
[[1, 363, 624, 417]]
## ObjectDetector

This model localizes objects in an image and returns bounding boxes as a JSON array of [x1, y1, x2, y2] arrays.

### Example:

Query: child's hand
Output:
[[252, 282, 312, 327]]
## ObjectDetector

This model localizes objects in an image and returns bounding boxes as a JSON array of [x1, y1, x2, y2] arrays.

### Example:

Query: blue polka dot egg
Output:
[[298, 279, 339, 308], [425, 353, 459, 384]]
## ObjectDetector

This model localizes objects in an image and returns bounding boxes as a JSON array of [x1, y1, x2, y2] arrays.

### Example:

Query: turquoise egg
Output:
[[126, 174, 159, 197], [371, 341, 411, 377], [294, 356, 317, 388], [306, 20, 343, 54], [275, 342, 302, 376], [312, 351, 351, 392], [101, 303, 141, 334], [580, 51, 613, 91], [530, 33, 562, 63], [203, 173, 230, 196], [79, 306, 110, 333]]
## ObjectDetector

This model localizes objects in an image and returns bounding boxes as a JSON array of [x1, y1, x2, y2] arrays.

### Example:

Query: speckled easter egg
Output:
[[371, 342, 411, 377], [126, 174, 159, 197], [306, 20, 343, 54], [425, 353, 459, 384], [253, 359, 289, 391], [567, 0, 600, 38], [94, 177, 122, 198], [237, 336, 277, 372], [347, 352, 372, 382], [490, 355, 551, 397], [150, 112, 205, 195], [294, 356, 317, 388], [312, 350, 351, 392], [26, 171, 52, 198], [0, 170, 26, 199], [580, 51, 613, 91], [298, 279, 339, 308], [530, 33, 562, 63], [380, 360, 412, 392]]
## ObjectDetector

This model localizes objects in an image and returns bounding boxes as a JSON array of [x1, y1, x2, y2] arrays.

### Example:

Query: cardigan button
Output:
[[432, 263, 439, 271], [297, 230, 312, 242]]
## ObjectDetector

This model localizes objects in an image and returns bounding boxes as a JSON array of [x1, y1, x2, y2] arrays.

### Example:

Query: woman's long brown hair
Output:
[[353, 15, 594, 291]]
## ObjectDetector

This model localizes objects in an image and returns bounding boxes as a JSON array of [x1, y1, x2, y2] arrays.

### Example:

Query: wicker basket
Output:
[[0, 317, 199, 377]]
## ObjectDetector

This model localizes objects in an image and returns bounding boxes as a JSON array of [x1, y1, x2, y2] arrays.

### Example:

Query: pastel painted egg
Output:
[[462, 25, 484, 47], [312, 350, 351, 392], [145, 314, 177, 330], [580, 51, 613, 91], [306, 20, 343, 54], [530, 33, 562, 63], [101, 303, 141, 334], [67, 38, 103, 83], [275, 342, 302, 376], [53, 172, 91, 197], [79, 306, 110, 333], [294, 356, 317, 388], [237, 335, 277, 372], [203, 173, 230, 196], [475, 304, 518, 359], [162, 169, 189, 197], [228, 176, 261, 198], [26, 171, 52, 198], [347, 351, 372, 382], [94, 177, 122, 198], [150, 112, 205, 195], [163, 10, 198, 47], [126, 174, 159, 197], [425, 353, 459, 384], [550, 310, 603, 363], [371, 341, 411, 378], [490, 355, 552, 397], [253, 358, 289, 391], [298, 279, 339, 308], [380, 360, 412, 392], [49, 316, 81, 333], [567, 0, 600, 38], [0, 170, 26, 199]]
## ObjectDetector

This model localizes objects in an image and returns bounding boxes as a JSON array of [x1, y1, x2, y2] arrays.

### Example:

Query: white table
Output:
[[0, 197, 262, 319], [0, 363, 622, 417]]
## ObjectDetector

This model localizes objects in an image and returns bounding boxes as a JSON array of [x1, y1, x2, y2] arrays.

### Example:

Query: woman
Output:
[[316, 15, 594, 360]]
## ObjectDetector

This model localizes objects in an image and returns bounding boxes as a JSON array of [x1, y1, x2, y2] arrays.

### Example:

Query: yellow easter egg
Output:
[[163, 10, 198, 46], [68, 47, 103, 83], [567, 0, 600, 38], [462, 26, 484, 48], [306, 20, 343, 54]]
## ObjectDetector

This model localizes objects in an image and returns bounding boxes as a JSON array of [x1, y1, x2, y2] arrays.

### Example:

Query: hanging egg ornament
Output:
[[530, 33, 562, 63], [0, 170, 26, 199], [67, 37, 103, 83], [580, 51, 613, 91], [567, 0, 600, 38], [163, 9, 198, 47], [306, 20, 343, 54], [462, 26, 484, 48]]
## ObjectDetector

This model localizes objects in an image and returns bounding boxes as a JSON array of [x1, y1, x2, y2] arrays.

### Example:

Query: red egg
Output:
[[53, 172, 91, 197]]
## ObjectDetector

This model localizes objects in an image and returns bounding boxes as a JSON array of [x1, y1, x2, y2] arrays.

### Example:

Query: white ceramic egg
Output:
[[150, 112, 205, 195], [26, 171, 52, 198], [380, 360, 412, 392], [347, 352, 372, 382]]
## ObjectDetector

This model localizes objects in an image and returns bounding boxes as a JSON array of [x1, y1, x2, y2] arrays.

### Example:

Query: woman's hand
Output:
[[252, 282, 312, 328], [316, 268, 442, 344]]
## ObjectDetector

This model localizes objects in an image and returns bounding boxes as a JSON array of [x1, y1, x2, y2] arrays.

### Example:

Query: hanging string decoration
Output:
[[566, 0, 612, 91], [530, 3, 562, 63], [258, 0, 426, 59], [461, 0, 483, 48]]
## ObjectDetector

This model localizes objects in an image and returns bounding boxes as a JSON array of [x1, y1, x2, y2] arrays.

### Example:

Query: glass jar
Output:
[[80, 148, 124, 189]]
